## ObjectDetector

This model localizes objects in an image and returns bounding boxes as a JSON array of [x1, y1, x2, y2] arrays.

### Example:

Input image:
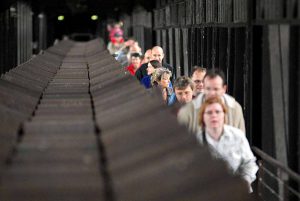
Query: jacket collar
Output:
[[193, 93, 235, 109]]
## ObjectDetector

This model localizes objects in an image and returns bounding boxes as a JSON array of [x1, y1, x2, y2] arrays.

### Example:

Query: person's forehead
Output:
[[204, 75, 223, 83], [192, 71, 206, 79], [145, 50, 152, 56], [205, 103, 223, 110], [176, 86, 192, 92], [162, 73, 170, 78], [131, 56, 141, 60], [152, 48, 163, 55]]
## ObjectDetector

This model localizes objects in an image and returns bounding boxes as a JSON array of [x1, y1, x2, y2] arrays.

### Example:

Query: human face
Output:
[[159, 73, 170, 88], [129, 42, 141, 53], [142, 50, 152, 64], [203, 103, 225, 129], [131, 57, 141, 70], [114, 36, 123, 43], [151, 47, 164, 63], [204, 76, 226, 99], [175, 86, 193, 104], [147, 63, 155, 75], [192, 71, 206, 96]]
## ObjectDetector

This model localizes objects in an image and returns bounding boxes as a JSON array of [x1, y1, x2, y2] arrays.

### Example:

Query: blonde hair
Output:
[[151, 67, 171, 86]]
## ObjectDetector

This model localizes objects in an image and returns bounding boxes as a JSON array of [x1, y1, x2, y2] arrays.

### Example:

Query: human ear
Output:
[[223, 85, 227, 93]]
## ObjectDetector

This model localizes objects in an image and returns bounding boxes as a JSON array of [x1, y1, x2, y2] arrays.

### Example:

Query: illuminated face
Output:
[[203, 103, 225, 129], [151, 47, 164, 63], [175, 86, 193, 104], [147, 62, 155, 75], [143, 50, 152, 64], [192, 71, 206, 96], [159, 73, 170, 88], [204, 76, 226, 99], [131, 56, 141, 70]]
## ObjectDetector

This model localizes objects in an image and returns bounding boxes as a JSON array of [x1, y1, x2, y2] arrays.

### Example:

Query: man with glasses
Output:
[[191, 66, 206, 98], [177, 68, 245, 134]]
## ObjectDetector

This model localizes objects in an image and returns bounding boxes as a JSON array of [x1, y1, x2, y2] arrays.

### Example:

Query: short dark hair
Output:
[[174, 76, 194, 90], [130, 52, 142, 58], [203, 68, 227, 85], [149, 60, 162, 69], [191, 66, 206, 76]]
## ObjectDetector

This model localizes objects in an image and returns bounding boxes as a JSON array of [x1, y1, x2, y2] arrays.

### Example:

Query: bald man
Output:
[[135, 46, 173, 81]]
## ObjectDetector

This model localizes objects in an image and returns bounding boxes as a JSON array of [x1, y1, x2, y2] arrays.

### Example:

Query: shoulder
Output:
[[178, 101, 195, 119], [140, 63, 148, 69], [136, 63, 147, 71], [223, 125, 246, 140], [223, 94, 242, 109], [162, 62, 173, 70], [178, 94, 204, 114], [168, 93, 177, 106], [193, 93, 205, 109], [126, 64, 132, 69], [141, 75, 149, 81]]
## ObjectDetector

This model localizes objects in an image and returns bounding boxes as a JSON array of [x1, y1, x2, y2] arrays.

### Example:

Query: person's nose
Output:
[[211, 111, 218, 117], [180, 94, 185, 100]]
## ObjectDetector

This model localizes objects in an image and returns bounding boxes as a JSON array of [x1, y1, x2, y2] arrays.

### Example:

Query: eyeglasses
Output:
[[193, 80, 204, 84], [204, 110, 224, 115]]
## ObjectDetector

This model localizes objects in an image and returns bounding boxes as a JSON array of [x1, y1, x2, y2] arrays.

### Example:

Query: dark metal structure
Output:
[[152, 0, 300, 200], [0, 1, 32, 74], [1, 0, 300, 200]]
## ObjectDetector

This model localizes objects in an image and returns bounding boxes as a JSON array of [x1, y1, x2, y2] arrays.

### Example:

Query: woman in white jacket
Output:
[[197, 96, 258, 192]]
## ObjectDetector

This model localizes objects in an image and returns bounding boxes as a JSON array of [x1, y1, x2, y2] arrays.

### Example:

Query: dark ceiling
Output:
[[31, 0, 154, 18], [1, 0, 154, 18], [1, 0, 155, 40]]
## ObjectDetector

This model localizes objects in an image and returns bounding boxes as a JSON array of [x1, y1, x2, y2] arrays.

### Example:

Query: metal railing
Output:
[[252, 147, 300, 201]]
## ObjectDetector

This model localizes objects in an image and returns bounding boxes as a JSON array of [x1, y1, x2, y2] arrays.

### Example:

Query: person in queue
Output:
[[141, 49, 152, 65], [191, 66, 207, 98], [174, 76, 194, 105], [197, 96, 258, 192], [177, 68, 245, 134], [152, 68, 176, 106], [135, 46, 173, 81], [115, 39, 141, 67], [141, 60, 162, 89], [107, 28, 126, 55], [125, 53, 142, 76]]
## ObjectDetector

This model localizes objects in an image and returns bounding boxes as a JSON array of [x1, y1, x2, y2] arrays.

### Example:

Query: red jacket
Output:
[[126, 64, 136, 76]]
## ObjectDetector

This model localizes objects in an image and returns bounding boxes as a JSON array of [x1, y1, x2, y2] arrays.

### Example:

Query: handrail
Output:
[[252, 146, 300, 182]]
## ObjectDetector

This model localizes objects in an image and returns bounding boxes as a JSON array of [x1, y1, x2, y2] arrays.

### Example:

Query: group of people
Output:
[[106, 25, 258, 193], [107, 22, 144, 68]]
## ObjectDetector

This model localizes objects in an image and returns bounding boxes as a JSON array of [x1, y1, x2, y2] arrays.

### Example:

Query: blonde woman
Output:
[[197, 97, 258, 192], [152, 68, 176, 106]]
